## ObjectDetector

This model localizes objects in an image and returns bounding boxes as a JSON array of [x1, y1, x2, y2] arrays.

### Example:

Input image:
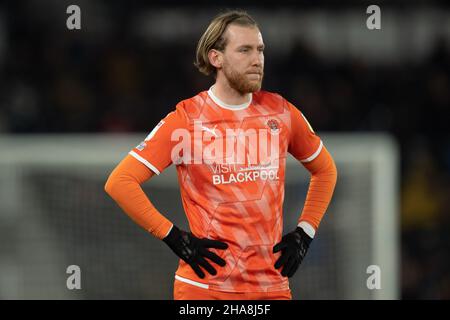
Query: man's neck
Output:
[[211, 80, 251, 106]]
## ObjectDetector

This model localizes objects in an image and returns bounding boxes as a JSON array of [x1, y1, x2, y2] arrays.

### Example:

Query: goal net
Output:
[[0, 133, 399, 299]]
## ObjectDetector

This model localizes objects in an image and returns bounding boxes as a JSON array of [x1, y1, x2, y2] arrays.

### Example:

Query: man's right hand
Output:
[[163, 225, 228, 278]]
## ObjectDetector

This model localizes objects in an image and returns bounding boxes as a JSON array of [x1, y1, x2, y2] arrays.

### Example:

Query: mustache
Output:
[[246, 70, 263, 75]]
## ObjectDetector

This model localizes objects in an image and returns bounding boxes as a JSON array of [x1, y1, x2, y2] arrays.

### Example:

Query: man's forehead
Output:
[[225, 24, 263, 46]]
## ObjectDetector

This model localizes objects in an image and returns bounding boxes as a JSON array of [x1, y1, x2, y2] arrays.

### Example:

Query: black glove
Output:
[[163, 225, 228, 278], [273, 227, 312, 278]]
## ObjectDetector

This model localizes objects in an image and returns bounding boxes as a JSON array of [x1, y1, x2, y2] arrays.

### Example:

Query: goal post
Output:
[[0, 133, 399, 299]]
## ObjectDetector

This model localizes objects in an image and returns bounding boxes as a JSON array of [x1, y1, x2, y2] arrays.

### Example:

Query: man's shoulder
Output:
[[174, 91, 209, 117], [253, 90, 289, 112]]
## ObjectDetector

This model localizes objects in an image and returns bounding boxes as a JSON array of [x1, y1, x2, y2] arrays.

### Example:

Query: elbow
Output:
[[311, 153, 338, 187], [325, 156, 338, 187], [104, 170, 140, 201], [104, 174, 117, 199], [322, 148, 338, 183], [331, 157, 338, 181]]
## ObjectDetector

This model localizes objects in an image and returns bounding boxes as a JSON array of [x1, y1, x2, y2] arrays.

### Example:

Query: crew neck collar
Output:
[[207, 86, 252, 110]]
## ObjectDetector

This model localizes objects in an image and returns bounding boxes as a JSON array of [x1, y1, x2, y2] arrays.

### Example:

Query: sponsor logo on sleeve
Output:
[[136, 141, 147, 151]]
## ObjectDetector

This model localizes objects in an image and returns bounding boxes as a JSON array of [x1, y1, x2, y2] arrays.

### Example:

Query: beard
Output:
[[222, 61, 264, 95]]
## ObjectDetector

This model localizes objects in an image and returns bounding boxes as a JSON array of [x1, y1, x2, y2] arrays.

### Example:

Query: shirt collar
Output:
[[207, 85, 252, 110]]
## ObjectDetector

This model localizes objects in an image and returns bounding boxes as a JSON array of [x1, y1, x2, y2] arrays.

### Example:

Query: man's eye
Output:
[[240, 48, 249, 52]]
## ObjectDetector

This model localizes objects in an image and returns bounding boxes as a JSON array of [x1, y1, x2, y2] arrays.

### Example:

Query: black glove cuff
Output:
[[163, 225, 181, 245], [295, 226, 313, 247]]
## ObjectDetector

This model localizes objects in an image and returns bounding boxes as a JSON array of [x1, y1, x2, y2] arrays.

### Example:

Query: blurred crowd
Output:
[[0, 1, 449, 299]]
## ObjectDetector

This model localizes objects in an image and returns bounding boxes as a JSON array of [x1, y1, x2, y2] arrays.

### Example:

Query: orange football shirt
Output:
[[129, 88, 322, 292]]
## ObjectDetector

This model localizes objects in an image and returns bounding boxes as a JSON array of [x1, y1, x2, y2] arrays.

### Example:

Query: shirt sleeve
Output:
[[129, 106, 186, 175], [104, 154, 174, 240], [287, 101, 323, 163]]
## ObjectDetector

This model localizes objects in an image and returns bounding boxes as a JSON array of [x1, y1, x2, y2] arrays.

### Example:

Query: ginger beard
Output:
[[221, 60, 264, 95]]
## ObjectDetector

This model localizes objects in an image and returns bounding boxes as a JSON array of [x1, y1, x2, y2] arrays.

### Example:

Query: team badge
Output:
[[267, 119, 280, 134]]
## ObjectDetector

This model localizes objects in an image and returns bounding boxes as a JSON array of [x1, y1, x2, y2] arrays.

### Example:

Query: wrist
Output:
[[297, 221, 316, 239], [295, 226, 313, 247], [162, 224, 174, 239], [163, 224, 181, 244]]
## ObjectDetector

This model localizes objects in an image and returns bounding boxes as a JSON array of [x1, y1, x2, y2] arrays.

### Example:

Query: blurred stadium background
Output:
[[0, 0, 449, 299]]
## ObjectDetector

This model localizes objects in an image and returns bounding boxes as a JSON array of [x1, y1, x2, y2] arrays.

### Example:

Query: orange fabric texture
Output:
[[174, 279, 291, 300], [104, 154, 173, 240], [106, 89, 337, 294], [299, 146, 338, 230]]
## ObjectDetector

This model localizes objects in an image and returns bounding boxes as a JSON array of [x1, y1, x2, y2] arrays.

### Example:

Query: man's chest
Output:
[[183, 111, 291, 166]]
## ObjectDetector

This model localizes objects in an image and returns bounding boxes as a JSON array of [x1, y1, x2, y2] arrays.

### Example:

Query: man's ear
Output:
[[208, 49, 222, 69]]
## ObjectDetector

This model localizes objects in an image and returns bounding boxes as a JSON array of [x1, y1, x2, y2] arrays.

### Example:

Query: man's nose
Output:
[[252, 53, 263, 67]]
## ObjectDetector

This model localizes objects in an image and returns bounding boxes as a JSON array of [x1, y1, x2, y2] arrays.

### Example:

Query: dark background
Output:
[[0, 0, 449, 299]]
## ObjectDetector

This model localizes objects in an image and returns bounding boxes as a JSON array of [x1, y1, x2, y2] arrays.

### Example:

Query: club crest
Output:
[[267, 119, 280, 134]]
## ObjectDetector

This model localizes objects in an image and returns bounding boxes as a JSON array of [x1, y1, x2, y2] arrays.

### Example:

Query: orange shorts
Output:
[[173, 279, 292, 300]]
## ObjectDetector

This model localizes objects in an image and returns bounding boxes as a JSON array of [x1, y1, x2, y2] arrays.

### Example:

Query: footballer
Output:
[[105, 10, 337, 300]]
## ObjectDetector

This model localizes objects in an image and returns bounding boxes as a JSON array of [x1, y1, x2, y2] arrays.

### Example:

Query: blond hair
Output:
[[194, 10, 258, 76]]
